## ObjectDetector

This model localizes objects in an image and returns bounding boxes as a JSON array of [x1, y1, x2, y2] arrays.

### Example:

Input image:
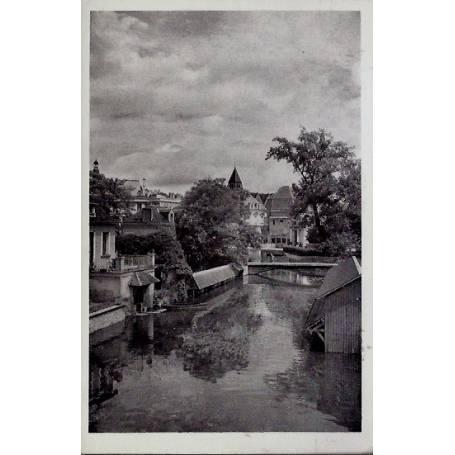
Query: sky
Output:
[[90, 11, 360, 194]]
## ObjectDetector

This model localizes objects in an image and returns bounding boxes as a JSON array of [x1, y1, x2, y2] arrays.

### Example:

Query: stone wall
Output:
[[89, 305, 126, 334]]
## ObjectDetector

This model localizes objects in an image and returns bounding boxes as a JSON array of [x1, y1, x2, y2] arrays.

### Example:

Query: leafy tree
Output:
[[176, 178, 254, 270], [116, 231, 192, 282], [266, 127, 361, 256], [89, 168, 131, 220]]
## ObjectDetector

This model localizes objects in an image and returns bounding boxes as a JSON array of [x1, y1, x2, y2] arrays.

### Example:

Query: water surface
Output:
[[89, 271, 361, 432]]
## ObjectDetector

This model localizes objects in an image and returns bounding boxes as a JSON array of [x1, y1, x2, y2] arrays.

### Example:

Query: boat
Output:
[[135, 308, 167, 315], [162, 301, 212, 311]]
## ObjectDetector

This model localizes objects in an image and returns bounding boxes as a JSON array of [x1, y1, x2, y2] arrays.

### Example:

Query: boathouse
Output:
[[188, 264, 244, 298], [305, 256, 361, 354]]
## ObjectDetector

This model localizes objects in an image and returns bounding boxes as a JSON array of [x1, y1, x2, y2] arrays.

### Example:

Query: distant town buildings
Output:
[[123, 178, 182, 213], [121, 206, 176, 238], [226, 167, 307, 247]]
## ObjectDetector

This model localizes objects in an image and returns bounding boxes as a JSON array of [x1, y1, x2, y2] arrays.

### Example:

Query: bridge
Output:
[[246, 261, 337, 278]]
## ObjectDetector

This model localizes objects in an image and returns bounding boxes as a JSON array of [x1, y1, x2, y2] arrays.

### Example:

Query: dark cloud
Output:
[[90, 11, 361, 193], [118, 11, 228, 38]]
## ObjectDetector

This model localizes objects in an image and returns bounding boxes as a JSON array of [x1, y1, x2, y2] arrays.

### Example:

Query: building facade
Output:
[[90, 218, 117, 272], [123, 178, 182, 214], [121, 207, 176, 238], [89, 215, 159, 315]]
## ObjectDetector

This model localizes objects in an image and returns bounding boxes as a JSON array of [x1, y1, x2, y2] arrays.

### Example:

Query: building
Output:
[[244, 193, 268, 238], [90, 215, 118, 272], [89, 215, 159, 316], [226, 167, 268, 240], [264, 185, 307, 247], [225, 167, 307, 246], [123, 178, 154, 214], [123, 178, 182, 213], [266, 186, 294, 246], [149, 192, 182, 209], [304, 256, 361, 354], [120, 207, 176, 238], [228, 166, 243, 190]]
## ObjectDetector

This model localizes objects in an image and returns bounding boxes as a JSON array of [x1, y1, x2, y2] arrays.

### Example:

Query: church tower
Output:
[[228, 166, 243, 190]]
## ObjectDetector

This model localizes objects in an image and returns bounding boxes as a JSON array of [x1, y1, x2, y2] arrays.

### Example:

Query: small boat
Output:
[[135, 308, 167, 316], [162, 301, 211, 311]]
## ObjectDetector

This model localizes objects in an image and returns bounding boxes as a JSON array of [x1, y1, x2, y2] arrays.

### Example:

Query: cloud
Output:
[[90, 11, 361, 193]]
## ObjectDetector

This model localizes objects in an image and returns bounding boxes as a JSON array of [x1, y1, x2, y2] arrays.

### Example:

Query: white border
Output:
[[81, 1, 373, 453]]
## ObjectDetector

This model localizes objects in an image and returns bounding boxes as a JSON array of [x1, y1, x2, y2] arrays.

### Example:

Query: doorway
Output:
[[133, 286, 147, 312]]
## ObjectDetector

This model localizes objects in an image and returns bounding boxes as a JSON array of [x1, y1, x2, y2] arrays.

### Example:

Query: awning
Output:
[[129, 271, 160, 287]]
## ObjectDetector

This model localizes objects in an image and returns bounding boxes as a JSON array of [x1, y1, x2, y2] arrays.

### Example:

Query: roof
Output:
[[123, 207, 172, 224], [305, 256, 361, 328], [192, 264, 240, 290], [228, 167, 243, 188], [316, 256, 361, 299], [268, 186, 293, 217], [129, 271, 160, 287]]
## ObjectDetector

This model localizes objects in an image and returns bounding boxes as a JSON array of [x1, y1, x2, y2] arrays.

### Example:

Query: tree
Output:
[[116, 231, 192, 282], [89, 168, 131, 220], [176, 178, 253, 270], [266, 127, 361, 255]]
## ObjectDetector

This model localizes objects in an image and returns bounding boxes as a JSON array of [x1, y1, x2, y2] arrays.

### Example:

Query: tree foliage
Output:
[[115, 231, 192, 280], [176, 178, 256, 270], [266, 127, 361, 256], [89, 169, 131, 220]]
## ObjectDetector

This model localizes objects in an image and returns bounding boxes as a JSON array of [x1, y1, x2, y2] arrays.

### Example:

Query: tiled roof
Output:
[[269, 186, 293, 217], [192, 264, 239, 290], [129, 271, 160, 287]]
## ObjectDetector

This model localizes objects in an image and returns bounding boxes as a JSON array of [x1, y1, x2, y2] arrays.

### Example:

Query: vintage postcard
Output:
[[82, 0, 372, 453]]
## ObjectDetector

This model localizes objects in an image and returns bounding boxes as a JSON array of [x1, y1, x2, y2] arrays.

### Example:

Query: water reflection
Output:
[[89, 274, 361, 432], [181, 293, 263, 382], [248, 269, 323, 287]]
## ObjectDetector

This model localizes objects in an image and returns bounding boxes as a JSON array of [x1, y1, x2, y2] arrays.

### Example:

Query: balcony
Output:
[[113, 253, 155, 271]]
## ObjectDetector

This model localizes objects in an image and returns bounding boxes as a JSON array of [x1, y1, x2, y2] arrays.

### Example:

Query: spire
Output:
[[93, 159, 99, 174], [228, 166, 243, 189]]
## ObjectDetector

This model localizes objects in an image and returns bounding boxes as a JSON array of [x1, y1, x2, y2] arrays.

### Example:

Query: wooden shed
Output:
[[305, 256, 361, 354]]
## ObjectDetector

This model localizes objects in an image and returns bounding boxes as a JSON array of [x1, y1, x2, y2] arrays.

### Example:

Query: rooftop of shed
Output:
[[316, 256, 361, 299], [192, 264, 242, 290]]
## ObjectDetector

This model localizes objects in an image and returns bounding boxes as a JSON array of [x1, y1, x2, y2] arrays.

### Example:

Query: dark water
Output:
[[89, 271, 361, 432]]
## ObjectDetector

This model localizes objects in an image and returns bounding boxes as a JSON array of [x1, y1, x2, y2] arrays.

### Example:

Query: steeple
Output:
[[93, 159, 99, 174], [228, 166, 243, 190]]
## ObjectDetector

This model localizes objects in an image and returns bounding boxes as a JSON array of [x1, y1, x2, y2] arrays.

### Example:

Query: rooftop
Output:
[[192, 264, 242, 290], [316, 256, 361, 299], [228, 167, 243, 189]]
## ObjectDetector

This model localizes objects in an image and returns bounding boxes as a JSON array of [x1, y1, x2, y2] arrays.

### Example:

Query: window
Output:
[[102, 232, 109, 256], [272, 220, 275, 225], [280, 219, 283, 223]]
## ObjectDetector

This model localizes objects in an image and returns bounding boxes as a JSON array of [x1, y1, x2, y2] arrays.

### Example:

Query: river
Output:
[[89, 270, 361, 432]]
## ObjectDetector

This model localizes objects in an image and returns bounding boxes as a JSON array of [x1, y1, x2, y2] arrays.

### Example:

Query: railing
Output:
[[113, 253, 155, 271]]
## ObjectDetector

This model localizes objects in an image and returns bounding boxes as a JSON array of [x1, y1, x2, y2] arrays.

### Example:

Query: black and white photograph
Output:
[[83, 0, 372, 452]]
